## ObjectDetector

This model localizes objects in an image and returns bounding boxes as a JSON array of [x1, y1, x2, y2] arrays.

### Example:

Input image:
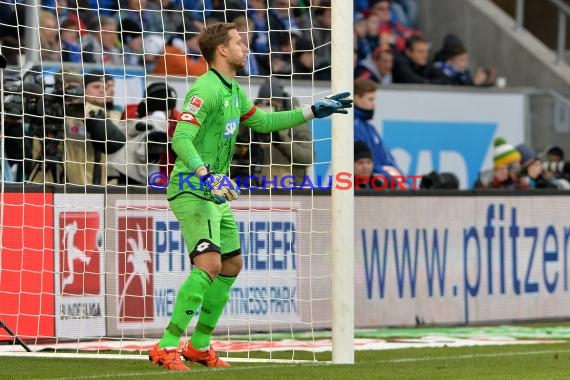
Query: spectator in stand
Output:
[[103, 73, 124, 121], [152, 23, 208, 77], [59, 18, 82, 63], [120, 18, 144, 66], [474, 137, 526, 190], [42, 0, 87, 34], [354, 140, 385, 190], [312, 0, 332, 73], [391, 0, 419, 29], [432, 34, 496, 86], [354, 12, 372, 62], [516, 145, 560, 189], [247, 0, 271, 56], [60, 71, 125, 185], [370, 0, 419, 53], [540, 146, 570, 185], [0, 0, 25, 65], [115, 0, 164, 37], [109, 82, 177, 185], [39, 10, 61, 62], [82, 16, 124, 65], [365, 11, 381, 53], [430, 45, 490, 86], [355, 46, 393, 85], [392, 35, 448, 84], [234, 15, 263, 76], [354, 78, 406, 185]]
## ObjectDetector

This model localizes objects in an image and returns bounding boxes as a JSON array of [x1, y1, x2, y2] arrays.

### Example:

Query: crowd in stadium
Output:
[[0, 0, 569, 190]]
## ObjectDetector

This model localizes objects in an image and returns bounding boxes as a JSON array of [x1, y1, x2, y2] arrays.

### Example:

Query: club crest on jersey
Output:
[[224, 118, 239, 138], [186, 95, 204, 114]]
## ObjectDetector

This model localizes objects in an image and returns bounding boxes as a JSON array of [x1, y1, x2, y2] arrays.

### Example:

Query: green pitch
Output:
[[1, 343, 570, 380]]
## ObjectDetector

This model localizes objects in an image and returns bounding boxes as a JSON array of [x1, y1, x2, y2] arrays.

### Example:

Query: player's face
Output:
[[225, 29, 248, 71]]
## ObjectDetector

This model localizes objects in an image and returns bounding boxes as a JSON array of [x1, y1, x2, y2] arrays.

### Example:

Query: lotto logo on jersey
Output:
[[224, 118, 239, 138], [179, 112, 200, 127], [186, 95, 204, 114], [59, 212, 101, 296], [117, 217, 154, 322]]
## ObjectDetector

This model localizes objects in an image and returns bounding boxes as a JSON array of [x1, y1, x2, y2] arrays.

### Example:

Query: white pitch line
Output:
[[27, 348, 570, 380]]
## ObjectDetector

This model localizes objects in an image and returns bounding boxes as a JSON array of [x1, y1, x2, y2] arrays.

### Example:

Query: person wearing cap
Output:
[[110, 82, 181, 185], [120, 18, 144, 66], [68, 71, 126, 185], [474, 137, 527, 189], [153, 24, 208, 76], [354, 140, 385, 190]]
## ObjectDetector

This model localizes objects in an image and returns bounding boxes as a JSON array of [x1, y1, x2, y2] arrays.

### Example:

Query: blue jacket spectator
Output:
[[354, 78, 405, 181]]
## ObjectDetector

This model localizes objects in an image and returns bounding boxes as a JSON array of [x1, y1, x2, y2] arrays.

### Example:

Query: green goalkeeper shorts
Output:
[[169, 194, 241, 263]]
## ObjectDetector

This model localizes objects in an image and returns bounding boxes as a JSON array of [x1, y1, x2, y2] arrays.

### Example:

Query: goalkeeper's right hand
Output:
[[196, 164, 240, 203]]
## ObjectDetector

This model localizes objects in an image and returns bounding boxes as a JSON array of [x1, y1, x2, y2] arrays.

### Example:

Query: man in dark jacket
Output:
[[392, 35, 448, 84]]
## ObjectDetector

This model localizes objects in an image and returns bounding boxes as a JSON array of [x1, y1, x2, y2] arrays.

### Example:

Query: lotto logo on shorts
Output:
[[117, 217, 154, 322], [186, 95, 204, 114], [59, 212, 101, 296]]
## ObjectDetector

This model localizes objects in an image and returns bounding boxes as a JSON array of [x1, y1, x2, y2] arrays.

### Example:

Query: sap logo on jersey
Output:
[[383, 121, 496, 189], [224, 118, 239, 138], [59, 212, 101, 296], [117, 217, 154, 323]]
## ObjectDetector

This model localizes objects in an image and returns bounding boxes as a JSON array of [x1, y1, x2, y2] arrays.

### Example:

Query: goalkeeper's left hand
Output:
[[310, 92, 353, 119], [196, 164, 240, 203]]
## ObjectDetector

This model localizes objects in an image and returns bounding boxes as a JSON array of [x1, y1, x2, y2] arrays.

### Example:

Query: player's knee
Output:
[[203, 263, 222, 280]]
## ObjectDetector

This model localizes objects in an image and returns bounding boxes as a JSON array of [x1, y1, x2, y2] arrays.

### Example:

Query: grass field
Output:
[[1, 343, 570, 380]]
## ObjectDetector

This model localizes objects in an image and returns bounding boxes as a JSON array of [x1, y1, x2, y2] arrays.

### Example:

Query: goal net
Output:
[[0, 0, 353, 363]]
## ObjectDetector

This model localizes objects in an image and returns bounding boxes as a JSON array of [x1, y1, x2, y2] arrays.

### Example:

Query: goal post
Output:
[[331, 0, 355, 366]]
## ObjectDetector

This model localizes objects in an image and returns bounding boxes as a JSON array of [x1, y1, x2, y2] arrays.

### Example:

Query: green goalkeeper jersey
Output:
[[167, 68, 307, 201]]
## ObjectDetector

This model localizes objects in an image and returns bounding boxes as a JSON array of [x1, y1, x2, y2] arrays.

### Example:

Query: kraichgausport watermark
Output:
[[147, 172, 422, 191]]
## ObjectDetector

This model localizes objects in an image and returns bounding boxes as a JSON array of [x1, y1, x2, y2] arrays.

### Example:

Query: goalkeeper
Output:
[[149, 22, 352, 371]]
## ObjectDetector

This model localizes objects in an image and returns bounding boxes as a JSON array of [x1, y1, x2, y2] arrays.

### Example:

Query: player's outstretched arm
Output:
[[241, 92, 353, 134]]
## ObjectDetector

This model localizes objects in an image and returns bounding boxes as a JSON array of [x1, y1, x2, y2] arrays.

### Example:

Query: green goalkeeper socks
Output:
[[190, 274, 237, 350], [158, 268, 213, 349]]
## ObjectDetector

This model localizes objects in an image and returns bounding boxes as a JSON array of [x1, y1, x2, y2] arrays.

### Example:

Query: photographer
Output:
[[107, 82, 174, 186], [2, 76, 44, 181], [27, 70, 125, 185]]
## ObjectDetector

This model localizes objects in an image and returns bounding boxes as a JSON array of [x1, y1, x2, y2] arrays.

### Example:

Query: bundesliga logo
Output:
[[117, 217, 154, 323], [59, 212, 101, 296]]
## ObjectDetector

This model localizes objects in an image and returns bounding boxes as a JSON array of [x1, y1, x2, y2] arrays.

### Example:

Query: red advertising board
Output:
[[0, 193, 55, 341], [117, 216, 154, 323], [59, 212, 101, 296]]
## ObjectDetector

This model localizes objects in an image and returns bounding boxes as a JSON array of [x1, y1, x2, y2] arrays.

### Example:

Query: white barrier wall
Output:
[[354, 195, 570, 326], [44, 193, 570, 339]]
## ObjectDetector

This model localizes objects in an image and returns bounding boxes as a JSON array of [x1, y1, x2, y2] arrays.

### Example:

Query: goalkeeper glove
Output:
[[311, 92, 353, 119], [195, 164, 240, 203]]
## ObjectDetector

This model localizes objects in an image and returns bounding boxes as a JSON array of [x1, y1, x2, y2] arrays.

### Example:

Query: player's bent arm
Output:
[[241, 107, 312, 133], [171, 122, 204, 171]]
